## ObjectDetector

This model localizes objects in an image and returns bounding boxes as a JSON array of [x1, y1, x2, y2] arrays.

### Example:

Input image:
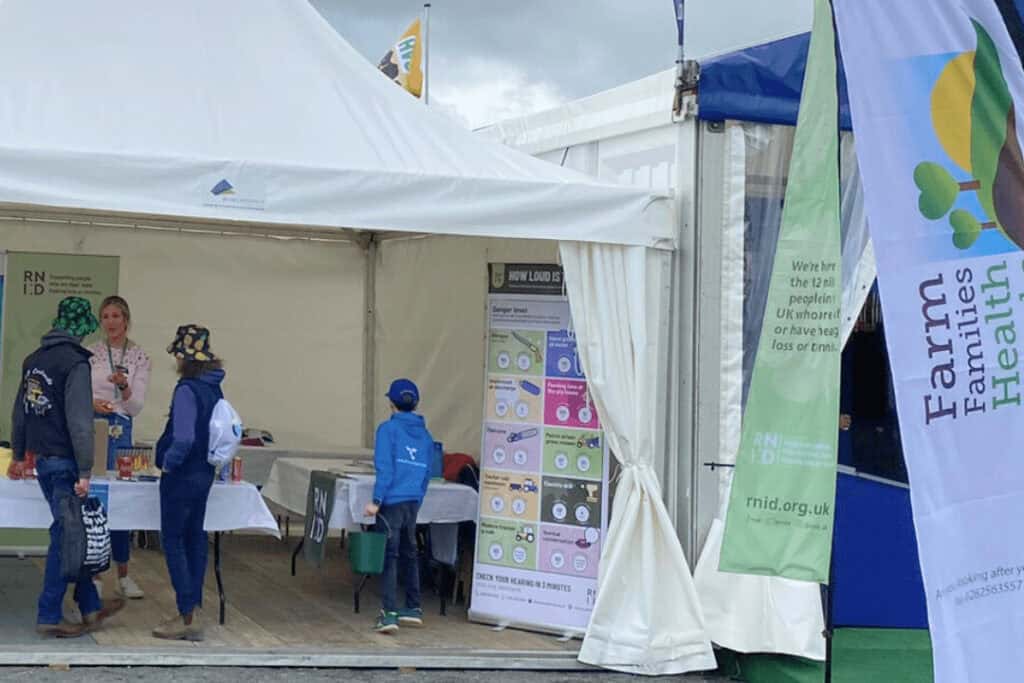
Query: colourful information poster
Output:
[[0, 252, 119, 440], [470, 263, 610, 635]]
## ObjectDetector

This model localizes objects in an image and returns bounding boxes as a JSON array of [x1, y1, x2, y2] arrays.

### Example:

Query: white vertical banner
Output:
[[469, 263, 610, 635], [836, 1, 1024, 680]]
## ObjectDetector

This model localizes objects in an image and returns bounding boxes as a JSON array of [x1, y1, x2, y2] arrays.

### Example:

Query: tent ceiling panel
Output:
[[0, 0, 673, 249]]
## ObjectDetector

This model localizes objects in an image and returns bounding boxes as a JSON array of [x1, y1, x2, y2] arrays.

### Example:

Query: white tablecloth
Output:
[[236, 445, 373, 487], [0, 478, 281, 537], [261, 457, 478, 530]]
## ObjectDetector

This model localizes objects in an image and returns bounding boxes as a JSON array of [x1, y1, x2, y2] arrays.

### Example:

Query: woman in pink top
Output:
[[88, 295, 151, 600]]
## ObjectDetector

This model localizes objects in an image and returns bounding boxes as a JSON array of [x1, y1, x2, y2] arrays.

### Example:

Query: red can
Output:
[[230, 456, 243, 483], [23, 451, 36, 480], [117, 453, 133, 481]]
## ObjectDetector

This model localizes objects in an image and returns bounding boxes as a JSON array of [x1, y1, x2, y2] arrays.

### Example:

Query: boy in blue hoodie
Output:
[[363, 378, 434, 634]]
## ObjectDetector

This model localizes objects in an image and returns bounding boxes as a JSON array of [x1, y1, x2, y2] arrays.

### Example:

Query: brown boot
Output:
[[185, 608, 204, 641], [152, 613, 187, 640], [36, 621, 85, 639], [82, 598, 126, 633], [153, 610, 202, 642]]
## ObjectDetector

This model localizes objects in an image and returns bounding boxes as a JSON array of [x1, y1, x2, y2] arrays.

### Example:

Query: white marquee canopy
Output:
[[0, 0, 673, 248]]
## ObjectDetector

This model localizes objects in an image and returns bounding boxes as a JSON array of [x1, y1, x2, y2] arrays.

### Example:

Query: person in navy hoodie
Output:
[[9, 297, 126, 637], [152, 325, 224, 642], [363, 378, 434, 634]]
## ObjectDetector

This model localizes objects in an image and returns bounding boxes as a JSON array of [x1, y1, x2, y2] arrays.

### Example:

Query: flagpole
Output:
[[672, 0, 684, 116], [422, 3, 431, 105]]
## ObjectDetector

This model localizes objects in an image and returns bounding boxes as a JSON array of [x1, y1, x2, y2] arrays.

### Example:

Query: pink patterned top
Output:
[[87, 340, 152, 418]]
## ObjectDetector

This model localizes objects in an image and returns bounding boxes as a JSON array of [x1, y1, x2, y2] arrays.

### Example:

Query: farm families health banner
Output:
[[469, 263, 610, 634], [835, 1, 1024, 680]]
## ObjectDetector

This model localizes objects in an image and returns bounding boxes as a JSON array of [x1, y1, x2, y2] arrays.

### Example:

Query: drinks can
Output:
[[23, 451, 36, 479], [117, 453, 133, 480], [231, 456, 243, 483]]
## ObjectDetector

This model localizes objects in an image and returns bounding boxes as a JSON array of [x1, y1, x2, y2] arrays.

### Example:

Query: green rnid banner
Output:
[[0, 252, 119, 440], [718, 0, 841, 583]]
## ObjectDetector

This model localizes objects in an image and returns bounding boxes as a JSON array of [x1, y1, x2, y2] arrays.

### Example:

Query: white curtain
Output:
[[838, 134, 877, 345], [560, 242, 716, 676], [692, 122, 828, 660], [692, 123, 877, 660]]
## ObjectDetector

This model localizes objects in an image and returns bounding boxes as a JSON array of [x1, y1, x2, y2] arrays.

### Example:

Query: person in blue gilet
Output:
[[152, 324, 224, 642], [363, 378, 435, 634]]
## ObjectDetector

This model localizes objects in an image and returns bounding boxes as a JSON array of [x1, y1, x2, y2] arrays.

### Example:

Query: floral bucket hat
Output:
[[53, 297, 99, 338], [166, 324, 217, 361]]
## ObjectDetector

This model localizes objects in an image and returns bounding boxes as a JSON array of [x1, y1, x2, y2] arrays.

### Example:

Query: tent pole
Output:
[[673, 113, 700, 562], [361, 232, 378, 449]]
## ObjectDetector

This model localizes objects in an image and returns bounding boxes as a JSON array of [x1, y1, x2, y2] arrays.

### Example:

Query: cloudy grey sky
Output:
[[310, 1, 677, 129]]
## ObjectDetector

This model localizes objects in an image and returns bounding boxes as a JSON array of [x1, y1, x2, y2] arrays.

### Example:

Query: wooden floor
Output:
[[49, 533, 578, 653]]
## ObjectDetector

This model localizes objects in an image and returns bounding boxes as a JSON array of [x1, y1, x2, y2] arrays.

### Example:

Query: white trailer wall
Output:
[[373, 236, 558, 455], [0, 220, 365, 449], [482, 96, 694, 547]]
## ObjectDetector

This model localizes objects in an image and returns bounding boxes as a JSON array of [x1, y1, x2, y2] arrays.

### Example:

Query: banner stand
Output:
[[470, 263, 610, 637]]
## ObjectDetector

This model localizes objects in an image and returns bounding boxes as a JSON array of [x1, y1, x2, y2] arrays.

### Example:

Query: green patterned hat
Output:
[[52, 297, 99, 338]]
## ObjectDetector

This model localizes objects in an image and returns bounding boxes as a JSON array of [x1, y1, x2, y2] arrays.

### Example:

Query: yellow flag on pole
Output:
[[378, 19, 423, 98]]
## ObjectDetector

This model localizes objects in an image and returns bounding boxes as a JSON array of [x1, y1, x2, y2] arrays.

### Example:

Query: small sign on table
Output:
[[302, 470, 339, 567]]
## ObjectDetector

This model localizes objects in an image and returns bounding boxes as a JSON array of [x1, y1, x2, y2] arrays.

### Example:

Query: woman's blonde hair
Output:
[[99, 295, 131, 328]]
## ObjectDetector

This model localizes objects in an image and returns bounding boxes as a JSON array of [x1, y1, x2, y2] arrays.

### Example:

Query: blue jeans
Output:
[[99, 413, 133, 565], [35, 456, 101, 625], [111, 530, 131, 565], [376, 501, 421, 613], [159, 472, 213, 616]]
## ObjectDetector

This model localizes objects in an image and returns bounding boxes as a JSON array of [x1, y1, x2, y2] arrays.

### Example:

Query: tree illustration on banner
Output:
[[914, 20, 1024, 250]]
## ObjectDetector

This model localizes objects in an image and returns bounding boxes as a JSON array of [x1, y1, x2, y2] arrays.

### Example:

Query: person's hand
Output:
[[93, 399, 114, 415], [108, 373, 132, 400], [364, 502, 380, 517], [6, 460, 24, 480], [74, 477, 91, 498], [839, 414, 852, 431]]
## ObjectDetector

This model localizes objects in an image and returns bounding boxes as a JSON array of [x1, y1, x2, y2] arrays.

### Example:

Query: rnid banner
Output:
[[719, 0, 841, 584], [0, 252, 119, 439], [836, 1, 1024, 680]]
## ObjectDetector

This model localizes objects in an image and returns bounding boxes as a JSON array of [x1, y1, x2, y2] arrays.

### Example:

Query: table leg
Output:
[[291, 537, 305, 577], [354, 574, 370, 614], [439, 564, 449, 616], [214, 532, 226, 626]]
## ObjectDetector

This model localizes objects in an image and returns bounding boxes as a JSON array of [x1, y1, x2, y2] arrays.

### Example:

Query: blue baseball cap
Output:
[[386, 378, 420, 410]]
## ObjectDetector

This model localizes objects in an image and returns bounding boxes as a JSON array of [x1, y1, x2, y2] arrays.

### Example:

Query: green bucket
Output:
[[348, 530, 387, 575]]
